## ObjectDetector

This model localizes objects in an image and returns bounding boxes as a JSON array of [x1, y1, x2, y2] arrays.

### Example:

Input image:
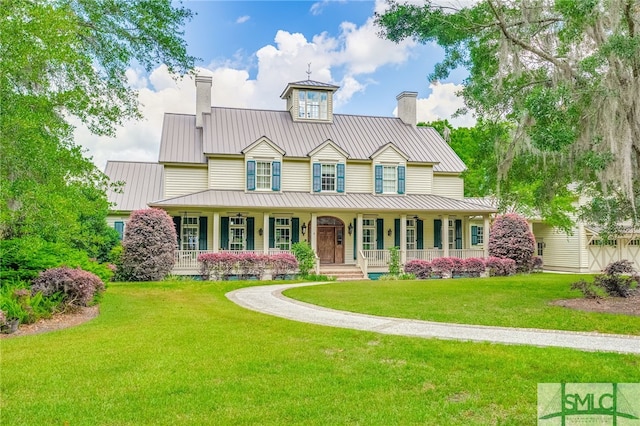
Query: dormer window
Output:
[[298, 90, 328, 120]]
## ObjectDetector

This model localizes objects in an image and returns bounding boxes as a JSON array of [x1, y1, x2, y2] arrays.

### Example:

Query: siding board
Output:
[[165, 167, 208, 198], [209, 158, 244, 190]]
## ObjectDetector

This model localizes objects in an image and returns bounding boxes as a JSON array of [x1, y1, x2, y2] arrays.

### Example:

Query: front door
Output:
[[317, 216, 345, 264]]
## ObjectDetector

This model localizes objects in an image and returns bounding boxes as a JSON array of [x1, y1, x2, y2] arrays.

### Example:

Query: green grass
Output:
[[285, 274, 640, 335], [1, 280, 638, 425]]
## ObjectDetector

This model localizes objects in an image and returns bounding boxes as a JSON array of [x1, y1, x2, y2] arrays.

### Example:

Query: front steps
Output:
[[319, 264, 367, 281]]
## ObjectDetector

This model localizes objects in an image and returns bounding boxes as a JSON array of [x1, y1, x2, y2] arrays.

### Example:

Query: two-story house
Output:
[[105, 76, 496, 278]]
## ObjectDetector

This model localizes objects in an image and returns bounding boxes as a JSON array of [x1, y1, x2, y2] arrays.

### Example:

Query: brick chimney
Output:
[[396, 91, 418, 126], [195, 75, 212, 128]]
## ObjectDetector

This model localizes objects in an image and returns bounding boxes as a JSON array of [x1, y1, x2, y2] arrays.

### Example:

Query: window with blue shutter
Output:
[[434, 219, 442, 249], [374, 165, 383, 194], [353, 218, 357, 260], [376, 219, 384, 249], [397, 165, 405, 194], [269, 218, 275, 248], [247, 160, 256, 191], [173, 216, 181, 247], [455, 219, 463, 250], [394, 219, 400, 247], [337, 163, 345, 193], [220, 217, 229, 249], [292, 218, 300, 243], [271, 161, 281, 191], [417, 219, 424, 249], [246, 217, 255, 250], [198, 217, 208, 250], [471, 226, 478, 245], [313, 163, 321, 192], [114, 221, 124, 241]]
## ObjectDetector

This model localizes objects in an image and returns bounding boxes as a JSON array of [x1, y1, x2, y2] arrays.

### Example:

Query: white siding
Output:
[[106, 215, 129, 227], [406, 165, 433, 195], [282, 160, 310, 192], [432, 175, 464, 199], [533, 223, 585, 272], [164, 166, 208, 198], [374, 147, 406, 164], [310, 144, 346, 163], [346, 163, 371, 193], [209, 158, 244, 190], [245, 140, 282, 159]]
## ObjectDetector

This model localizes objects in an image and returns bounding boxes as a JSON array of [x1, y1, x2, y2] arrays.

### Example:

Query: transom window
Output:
[[229, 217, 245, 251], [321, 164, 336, 191], [382, 166, 397, 193], [362, 219, 376, 250], [406, 219, 416, 250], [256, 161, 271, 190], [182, 217, 199, 250], [275, 218, 291, 251], [298, 90, 328, 120]]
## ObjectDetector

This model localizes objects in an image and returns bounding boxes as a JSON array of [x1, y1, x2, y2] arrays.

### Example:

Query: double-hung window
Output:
[[471, 225, 484, 246], [406, 219, 416, 250], [229, 217, 245, 251], [256, 161, 271, 190], [362, 219, 376, 250], [247, 160, 280, 191], [275, 218, 291, 250], [382, 166, 397, 193], [375, 164, 405, 194], [182, 217, 199, 250], [313, 163, 345, 193], [321, 164, 336, 191]]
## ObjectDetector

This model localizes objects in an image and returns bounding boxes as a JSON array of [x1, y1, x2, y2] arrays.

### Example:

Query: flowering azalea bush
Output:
[[198, 252, 237, 280], [431, 257, 455, 278], [404, 260, 432, 279], [464, 257, 486, 277], [198, 252, 298, 280], [237, 252, 269, 280], [531, 256, 544, 273], [450, 257, 465, 276], [485, 256, 516, 277], [270, 253, 298, 279], [488, 214, 536, 272], [32, 266, 105, 307], [120, 209, 177, 281]]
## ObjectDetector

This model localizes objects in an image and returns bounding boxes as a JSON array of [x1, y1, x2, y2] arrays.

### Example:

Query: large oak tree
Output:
[[377, 0, 640, 234]]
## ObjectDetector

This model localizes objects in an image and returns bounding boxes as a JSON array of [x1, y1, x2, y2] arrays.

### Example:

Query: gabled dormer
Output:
[[280, 80, 339, 123]]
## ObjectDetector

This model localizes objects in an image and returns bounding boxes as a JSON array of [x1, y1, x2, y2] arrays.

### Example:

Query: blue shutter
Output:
[[394, 219, 400, 247], [173, 216, 182, 247], [434, 219, 442, 249], [455, 219, 463, 250], [292, 218, 300, 244], [471, 226, 478, 245], [376, 218, 384, 250], [198, 217, 207, 250], [397, 166, 405, 194], [272, 161, 281, 191], [313, 163, 321, 192], [269, 218, 275, 248], [114, 221, 124, 241], [246, 217, 255, 250], [337, 163, 345, 193], [220, 217, 229, 249], [374, 165, 383, 194], [417, 219, 424, 250], [246, 160, 256, 191]]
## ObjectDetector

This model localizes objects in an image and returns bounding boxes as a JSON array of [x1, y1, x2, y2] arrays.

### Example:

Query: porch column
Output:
[[442, 216, 450, 257], [400, 214, 407, 265], [356, 213, 363, 258], [483, 215, 490, 258], [263, 213, 270, 254], [213, 212, 220, 253], [311, 213, 318, 254]]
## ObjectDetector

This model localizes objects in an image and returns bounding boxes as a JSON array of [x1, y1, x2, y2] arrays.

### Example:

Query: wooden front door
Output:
[[317, 217, 345, 264]]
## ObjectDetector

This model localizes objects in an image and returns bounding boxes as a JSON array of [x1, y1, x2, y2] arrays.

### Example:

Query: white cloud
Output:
[[236, 15, 250, 24], [413, 82, 476, 127]]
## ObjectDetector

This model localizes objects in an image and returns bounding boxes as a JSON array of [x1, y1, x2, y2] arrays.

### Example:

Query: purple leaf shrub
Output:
[[32, 267, 105, 307], [450, 257, 465, 275], [198, 252, 297, 280], [485, 256, 516, 276], [404, 260, 432, 279], [464, 257, 486, 277], [120, 209, 177, 281], [198, 252, 237, 280], [488, 214, 536, 272], [431, 257, 454, 277], [269, 253, 298, 279]]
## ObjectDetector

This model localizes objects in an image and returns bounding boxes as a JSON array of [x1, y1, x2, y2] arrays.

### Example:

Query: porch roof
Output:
[[149, 190, 497, 214]]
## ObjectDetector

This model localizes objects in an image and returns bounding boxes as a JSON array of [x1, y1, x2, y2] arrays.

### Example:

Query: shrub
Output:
[[120, 209, 177, 281], [270, 253, 298, 279], [404, 260, 432, 279], [291, 241, 316, 276], [198, 252, 237, 280], [388, 246, 401, 276], [450, 257, 465, 276], [531, 256, 544, 273], [236, 252, 268, 280], [488, 214, 536, 272], [32, 267, 105, 308], [594, 260, 639, 298], [431, 257, 454, 278], [0, 237, 113, 283], [464, 257, 486, 277], [485, 257, 516, 276], [571, 279, 606, 299]]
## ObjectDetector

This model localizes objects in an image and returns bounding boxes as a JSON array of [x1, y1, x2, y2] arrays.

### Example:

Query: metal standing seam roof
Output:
[[104, 161, 164, 211], [159, 108, 467, 173], [149, 190, 497, 214]]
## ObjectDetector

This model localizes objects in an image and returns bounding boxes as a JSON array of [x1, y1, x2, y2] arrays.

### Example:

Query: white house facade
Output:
[[105, 76, 496, 278]]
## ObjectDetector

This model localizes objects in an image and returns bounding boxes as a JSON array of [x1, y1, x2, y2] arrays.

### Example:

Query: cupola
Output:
[[280, 80, 339, 123]]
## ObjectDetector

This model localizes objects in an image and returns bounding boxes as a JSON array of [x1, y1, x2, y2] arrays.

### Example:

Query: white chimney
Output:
[[195, 75, 212, 128], [396, 91, 418, 126]]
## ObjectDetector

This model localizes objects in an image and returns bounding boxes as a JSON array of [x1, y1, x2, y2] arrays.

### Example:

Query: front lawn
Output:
[[1, 280, 638, 425], [284, 274, 640, 335]]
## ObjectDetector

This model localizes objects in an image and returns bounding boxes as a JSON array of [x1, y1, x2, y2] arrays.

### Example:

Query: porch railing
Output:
[[359, 248, 487, 268], [174, 249, 292, 271], [361, 249, 390, 267]]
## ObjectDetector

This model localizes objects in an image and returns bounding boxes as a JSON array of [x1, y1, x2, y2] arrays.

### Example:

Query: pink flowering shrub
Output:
[[488, 214, 536, 272], [464, 257, 486, 277], [32, 267, 105, 307], [485, 256, 516, 276], [531, 256, 544, 273], [450, 257, 465, 275], [270, 253, 298, 279], [198, 252, 237, 280], [120, 209, 177, 281], [237, 252, 269, 280], [404, 260, 432, 279], [431, 257, 454, 278]]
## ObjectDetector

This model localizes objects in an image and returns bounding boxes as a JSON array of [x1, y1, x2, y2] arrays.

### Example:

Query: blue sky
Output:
[[78, 0, 474, 168]]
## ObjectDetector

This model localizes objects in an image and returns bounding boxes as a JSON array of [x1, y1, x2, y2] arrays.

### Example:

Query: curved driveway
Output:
[[227, 282, 640, 354]]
